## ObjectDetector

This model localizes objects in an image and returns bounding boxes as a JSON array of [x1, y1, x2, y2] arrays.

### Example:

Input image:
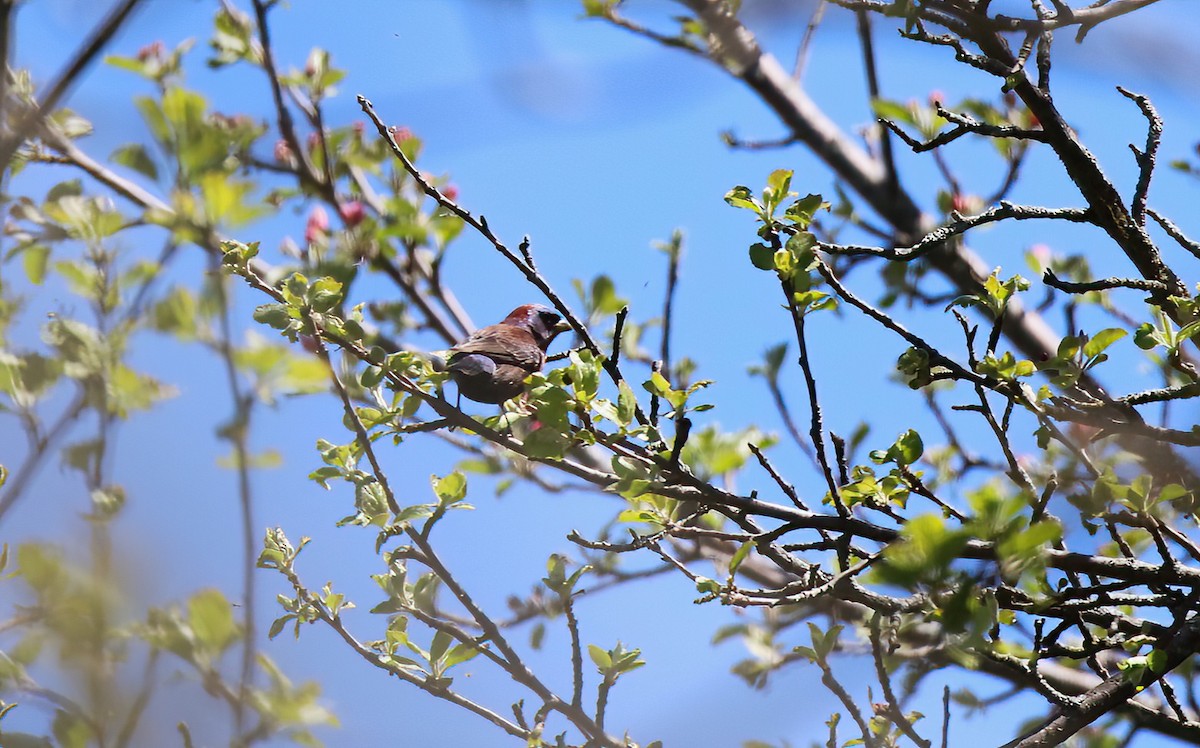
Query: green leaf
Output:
[[896, 346, 935, 389], [49, 109, 93, 139], [198, 173, 265, 227], [616, 381, 637, 426], [876, 514, 969, 587], [808, 622, 844, 661], [1179, 320, 1200, 344], [1082, 328, 1127, 359], [785, 230, 816, 259], [110, 143, 159, 181], [429, 629, 453, 664], [762, 168, 794, 215], [46, 179, 84, 202], [443, 641, 483, 668], [432, 471, 467, 504], [748, 242, 774, 271], [308, 277, 343, 313], [695, 577, 720, 595], [267, 615, 293, 640], [871, 97, 915, 125], [728, 541, 753, 577], [1146, 649, 1168, 674], [892, 429, 923, 464], [253, 303, 294, 330], [764, 169, 792, 201], [870, 429, 923, 466], [1119, 656, 1151, 685], [522, 426, 571, 460], [589, 275, 626, 315], [785, 193, 829, 228], [643, 371, 672, 397], [53, 708, 90, 748], [1134, 323, 1162, 350], [976, 351, 1034, 381], [772, 247, 796, 278], [21, 245, 50, 285], [588, 644, 612, 670], [188, 588, 238, 654], [724, 185, 761, 212]]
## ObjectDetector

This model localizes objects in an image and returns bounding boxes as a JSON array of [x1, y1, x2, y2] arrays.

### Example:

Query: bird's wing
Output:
[[450, 326, 544, 370], [445, 353, 495, 377]]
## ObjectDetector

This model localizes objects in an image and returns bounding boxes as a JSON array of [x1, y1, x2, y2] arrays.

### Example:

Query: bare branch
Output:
[[1117, 86, 1162, 227], [818, 202, 1091, 262], [1146, 208, 1200, 261], [1043, 268, 1169, 295]]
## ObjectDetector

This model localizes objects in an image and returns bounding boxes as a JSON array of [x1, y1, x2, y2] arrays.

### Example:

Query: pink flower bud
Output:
[[1028, 243, 1052, 264], [442, 184, 459, 202], [137, 41, 165, 63], [390, 126, 414, 144], [274, 139, 292, 164], [950, 193, 976, 214], [305, 205, 329, 245]]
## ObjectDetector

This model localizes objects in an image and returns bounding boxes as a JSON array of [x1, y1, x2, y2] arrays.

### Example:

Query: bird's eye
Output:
[[538, 311, 561, 326]]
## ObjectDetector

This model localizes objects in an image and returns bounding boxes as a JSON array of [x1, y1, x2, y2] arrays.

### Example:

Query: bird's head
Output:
[[501, 304, 571, 350]]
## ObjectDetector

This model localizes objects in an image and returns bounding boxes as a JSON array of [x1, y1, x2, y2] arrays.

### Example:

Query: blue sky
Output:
[[4, 1, 1200, 746]]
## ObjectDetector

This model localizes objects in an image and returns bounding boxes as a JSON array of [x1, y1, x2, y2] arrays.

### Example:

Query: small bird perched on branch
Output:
[[443, 304, 571, 405]]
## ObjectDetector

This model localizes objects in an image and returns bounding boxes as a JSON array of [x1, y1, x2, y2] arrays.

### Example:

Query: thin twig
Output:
[[565, 594, 584, 711], [817, 202, 1090, 262], [250, 0, 328, 199], [1043, 269, 1168, 295], [794, 0, 828, 81], [212, 261, 257, 738], [0, 392, 88, 527], [1146, 208, 1200, 261], [1116, 86, 1161, 227], [870, 614, 931, 748], [856, 10, 897, 199], [659, 231, 681, 375]]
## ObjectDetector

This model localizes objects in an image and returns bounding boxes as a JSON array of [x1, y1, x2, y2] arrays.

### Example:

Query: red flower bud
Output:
[[338, 200, 365, 227], [442, 184, 459, 202]]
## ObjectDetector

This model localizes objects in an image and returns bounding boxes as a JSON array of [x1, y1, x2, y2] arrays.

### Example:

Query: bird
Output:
[[443, 304, 571, 405]]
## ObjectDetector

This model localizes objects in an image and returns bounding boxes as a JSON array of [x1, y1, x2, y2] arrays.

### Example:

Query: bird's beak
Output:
[[552, 319, 573, 336]]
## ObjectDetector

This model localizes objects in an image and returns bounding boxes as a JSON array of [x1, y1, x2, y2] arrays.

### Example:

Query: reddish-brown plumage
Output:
[[446, 304, 569, 404]]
